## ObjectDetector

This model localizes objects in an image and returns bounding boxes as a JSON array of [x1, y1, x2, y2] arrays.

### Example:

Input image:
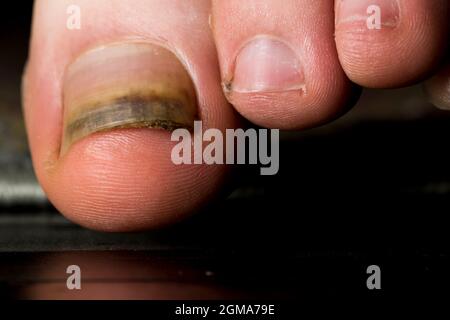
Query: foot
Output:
[[23, 0, 449, 231]]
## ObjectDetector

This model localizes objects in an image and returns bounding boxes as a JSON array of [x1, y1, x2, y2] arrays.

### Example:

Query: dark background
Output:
[[0, 1, 449, 299]]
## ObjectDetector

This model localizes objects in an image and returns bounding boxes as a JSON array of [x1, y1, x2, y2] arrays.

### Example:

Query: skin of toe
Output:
[[334, 0, 449, 88], [212, 0, 356, 130], [23, 0, 238, 231]]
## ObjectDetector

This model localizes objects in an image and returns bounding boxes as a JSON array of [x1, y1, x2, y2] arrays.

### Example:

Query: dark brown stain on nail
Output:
[[65, 93, 197, 146]]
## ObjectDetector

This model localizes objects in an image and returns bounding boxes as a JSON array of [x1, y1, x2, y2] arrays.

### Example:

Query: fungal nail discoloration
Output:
[[62, 93, 195, 153], [61, 42, 198, 154]]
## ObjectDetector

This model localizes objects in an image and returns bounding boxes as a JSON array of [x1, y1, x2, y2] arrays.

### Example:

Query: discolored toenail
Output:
[[61, 42, 198, 154]]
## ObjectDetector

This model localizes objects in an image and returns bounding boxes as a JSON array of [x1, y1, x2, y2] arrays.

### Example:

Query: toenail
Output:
[[61, 42, 198, 154], [227, 36, 305, 94], [336, 0, 400, 29]]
